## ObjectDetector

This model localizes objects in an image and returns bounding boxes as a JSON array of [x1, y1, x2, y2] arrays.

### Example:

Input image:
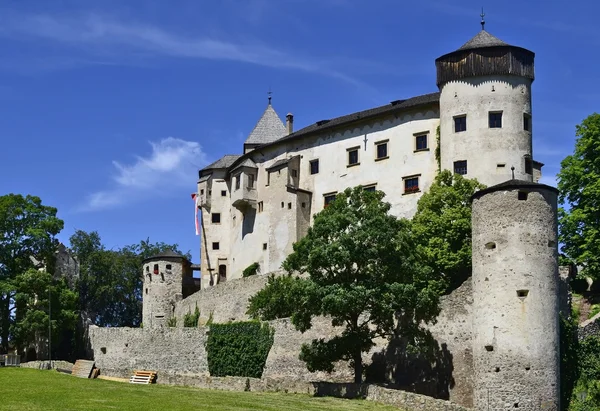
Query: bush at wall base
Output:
[[206, 321, 274, 378]]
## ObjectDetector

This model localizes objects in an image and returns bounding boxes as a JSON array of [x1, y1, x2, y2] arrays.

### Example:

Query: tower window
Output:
[[212, 213, 221, 223], [347, 147, 359, 166], [153, 264, 159, 274], [212, 242, 220, 250], [524, 156, 533, 175], [454, 160, 467, 175], [415, 134, 428, 151], [518, 192, 528, 201], [221, 190, 227, 197], [288, 202, 292, 209], [263, 243, 267, 250], [454, 115, 467, 132], [489, 112, 503, 128], [200, 189, 204, 195], [403, 176, 419, 194], [376, 141, 388, 160], [166, 264, 172, 270], [523, 114, 531, 132], [310, 159, 319, 175]]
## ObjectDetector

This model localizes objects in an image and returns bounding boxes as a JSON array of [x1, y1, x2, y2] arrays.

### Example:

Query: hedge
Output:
[[206, 321, 274, 378]]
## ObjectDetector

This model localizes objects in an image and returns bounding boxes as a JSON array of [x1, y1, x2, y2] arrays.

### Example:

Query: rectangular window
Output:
[[200, 189, 204, 195], [212, 242, 220, 250], [376, 141, 388, 160], [248, 174, 255, 189], [324, 193, 337, 207], [310, 159, 319, 175], [524, 114, 531, 132], [263, 243, 267, 250], [235, 175, 240, 190], [454, 160, 467, 175], [415, 134, 428, 151], [454, 115, 467, 132], [221, 190, 227, 197], [363, 185, 376, 192], [211, 213, 221, 224], [347, 148, 359, 166], [525, 157, 533, 174], [489, 112, 503, 128], [258, 201, 263, 212], [403, 177, 419, 194], [291, 169, 298, 178]]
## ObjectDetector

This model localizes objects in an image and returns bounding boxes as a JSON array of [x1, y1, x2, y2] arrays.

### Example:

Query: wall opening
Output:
[[495, 367, 500, 372], [525, 366, 531, 371], [153, 264, 159, 274], [101, 347, 107, 354], [166, 264, 172, 270], [146, 266, 149, 272], [281, 202, 284, 208], [518, 191, 528, 201], [517, 290, 529, 299], [263, 243, 267, 250], [485, 345, 494, 352], [145, 288, 148, 295], [218, 265, 227, 283], [485, 242, 496, 250], [514, 403, 519, 408], [288, 202, 292, 209]]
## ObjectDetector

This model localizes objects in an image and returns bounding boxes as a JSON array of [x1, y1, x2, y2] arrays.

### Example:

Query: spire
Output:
[[267, 87, 272, 105], [480, 8, 485, 31]]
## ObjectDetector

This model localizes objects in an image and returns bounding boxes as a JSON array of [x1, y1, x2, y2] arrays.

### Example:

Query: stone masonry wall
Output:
[[89, 326, 208, 378]]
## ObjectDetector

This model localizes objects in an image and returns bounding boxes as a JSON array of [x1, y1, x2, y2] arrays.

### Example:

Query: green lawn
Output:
[[0, 368, 399, 411]]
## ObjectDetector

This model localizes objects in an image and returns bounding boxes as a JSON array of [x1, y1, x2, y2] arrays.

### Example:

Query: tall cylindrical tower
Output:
[[142, 250, 187, 328], [471, 180, 560, 410], [436, 30, 535, 186]]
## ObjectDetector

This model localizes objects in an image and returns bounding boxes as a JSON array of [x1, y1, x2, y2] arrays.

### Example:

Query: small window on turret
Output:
[[146, 266, 149, 272], [153, 264, 159, 274], [524, 114, 531, 132], [166, 264, 172, 270], [489, 112, 503, 128]]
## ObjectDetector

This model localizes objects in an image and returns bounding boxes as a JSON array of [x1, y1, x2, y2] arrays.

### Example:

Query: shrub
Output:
[[242, 262, 260, 278], [167, 317, 177, 327], [184, 304, 200, 327], [206, 321, 274, 378]]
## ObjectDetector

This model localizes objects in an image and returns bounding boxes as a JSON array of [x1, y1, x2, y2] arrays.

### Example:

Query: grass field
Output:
[[0, 368, 399, 411]]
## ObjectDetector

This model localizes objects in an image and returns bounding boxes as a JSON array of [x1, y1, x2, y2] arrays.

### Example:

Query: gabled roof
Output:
[[459, 30, 509, 51], [231, 158, 257, 172], [245, 104, 287, 145], [202, 155, 241, 171]]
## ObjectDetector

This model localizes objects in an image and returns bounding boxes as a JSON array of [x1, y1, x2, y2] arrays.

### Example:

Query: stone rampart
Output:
[[89, 326, 208, 378]]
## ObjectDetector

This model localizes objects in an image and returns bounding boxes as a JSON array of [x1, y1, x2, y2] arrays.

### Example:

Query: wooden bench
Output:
[[129, 370, 157, 384]]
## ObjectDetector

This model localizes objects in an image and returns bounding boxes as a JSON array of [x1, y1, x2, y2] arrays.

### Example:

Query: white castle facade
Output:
[[196, 28, 543, 288]]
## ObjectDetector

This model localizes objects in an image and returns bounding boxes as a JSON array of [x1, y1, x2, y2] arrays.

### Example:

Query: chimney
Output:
[[286, 113, 294, 135]]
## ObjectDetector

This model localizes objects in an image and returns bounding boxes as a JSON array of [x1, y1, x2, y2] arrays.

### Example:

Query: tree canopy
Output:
[[0, 194, 64, 352], [411, 170, 485, 292], [557, 113, 600, 280], [249, 186, 441, 383]]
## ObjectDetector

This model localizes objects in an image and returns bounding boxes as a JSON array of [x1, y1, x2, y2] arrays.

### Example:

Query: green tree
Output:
[[411, 170, 486, 292], [0, 194, 64, 352], [11, 269, 78, 359], [253, 186, 441, 383], [557, 113, 600, 280], [247, 274, 309, 320], [69, 230, 190, 327]]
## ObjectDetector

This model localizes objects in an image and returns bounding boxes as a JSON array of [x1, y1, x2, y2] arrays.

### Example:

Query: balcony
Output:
[[232, 186, 257, 211]]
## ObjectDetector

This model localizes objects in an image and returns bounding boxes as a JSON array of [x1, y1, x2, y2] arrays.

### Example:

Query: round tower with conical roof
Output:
[[142, 250, 190, 328], [436, 28, 535, 186], [471, 180, 560, 410]]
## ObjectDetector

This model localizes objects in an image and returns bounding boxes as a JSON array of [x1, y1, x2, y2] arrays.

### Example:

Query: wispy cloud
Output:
[[0, 11, 377, 92], [78, 137, 208, 212]]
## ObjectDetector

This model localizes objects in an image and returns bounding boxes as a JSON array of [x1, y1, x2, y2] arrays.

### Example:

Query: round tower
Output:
[[142, 250, 188, 328], [471, 180, 560, 410], [436, 29, 535, 186]]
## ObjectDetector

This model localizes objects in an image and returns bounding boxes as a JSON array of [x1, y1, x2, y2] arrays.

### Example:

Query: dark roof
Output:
[[266, 158, 290, 170], [459, 30, 509, 50], [245, 104, 287, 145], [202, 155, 241, 171], [227, 92, 440, 171], [143, 249, 188, 262], [471, 179, 558, 200]]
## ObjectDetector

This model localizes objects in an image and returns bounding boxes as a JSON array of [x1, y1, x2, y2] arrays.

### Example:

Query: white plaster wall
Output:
[[471, 187, 560, 410], [439, 75, 533, 186]]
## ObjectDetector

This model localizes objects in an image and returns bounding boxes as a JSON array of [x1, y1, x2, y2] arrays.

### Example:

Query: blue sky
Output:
[[1, 0, 598, 264]]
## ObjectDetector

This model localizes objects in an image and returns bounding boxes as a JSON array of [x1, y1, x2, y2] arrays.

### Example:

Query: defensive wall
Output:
[[90, 273, 476, 407]]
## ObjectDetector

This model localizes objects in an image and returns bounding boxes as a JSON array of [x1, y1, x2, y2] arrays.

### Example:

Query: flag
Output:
[[191, 193, 200, 236]]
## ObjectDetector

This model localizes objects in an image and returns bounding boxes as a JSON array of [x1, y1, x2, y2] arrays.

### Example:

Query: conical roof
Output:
[[245, 104, 287, 146], [458, 30, 509, 51]]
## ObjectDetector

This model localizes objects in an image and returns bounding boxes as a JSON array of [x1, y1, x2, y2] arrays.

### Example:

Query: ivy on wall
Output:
[[206, 321, 274, 378], [435, 125, 441, 171]]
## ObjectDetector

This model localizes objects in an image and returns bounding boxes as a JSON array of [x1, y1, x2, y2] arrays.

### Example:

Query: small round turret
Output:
[[142, 250, 187, 328], [471, 180, 560, 410]]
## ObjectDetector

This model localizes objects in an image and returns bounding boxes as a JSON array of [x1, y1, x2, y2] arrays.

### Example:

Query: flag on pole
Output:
[[191, 193, 200, 236]]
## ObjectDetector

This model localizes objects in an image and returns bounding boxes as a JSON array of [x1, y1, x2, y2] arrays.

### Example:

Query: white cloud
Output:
[[79, 137, 207, 212]]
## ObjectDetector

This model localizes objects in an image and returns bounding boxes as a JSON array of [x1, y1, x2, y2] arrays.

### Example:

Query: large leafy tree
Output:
[[11, 269, 78, 360], [0, 194, 64, 352], [70, 230, 190, 327], [251, 186, 442, 383], [411, 170, 486, 292], [557, 113, 600, 280]]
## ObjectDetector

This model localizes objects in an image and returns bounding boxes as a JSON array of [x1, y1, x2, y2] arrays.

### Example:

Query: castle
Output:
[[92, 25, 564, 411]]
